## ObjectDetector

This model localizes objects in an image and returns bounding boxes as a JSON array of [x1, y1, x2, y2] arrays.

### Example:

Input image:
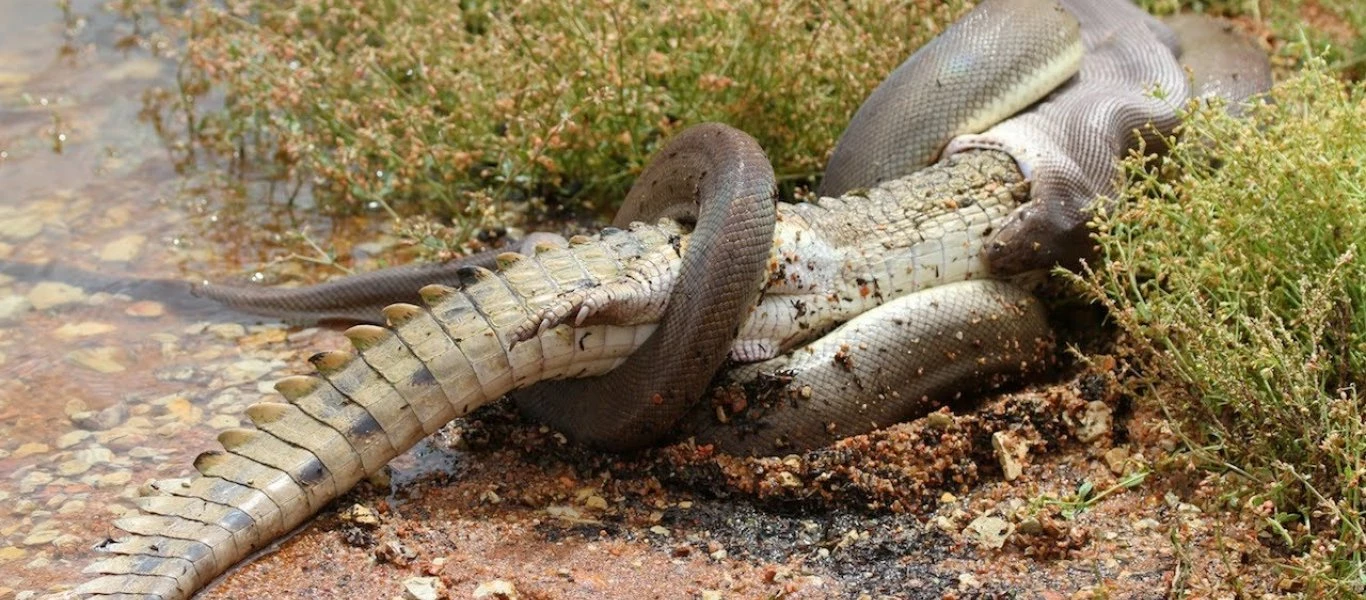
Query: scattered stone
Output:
[[0, 295, 31, 322], [1103, 446, 1131, 475], [1134, 518, 1161, 531], [58, 500, 86, 515], [1016, 516, 1043, 535], [70, 403, 128, 430], [402, 576, 444, 600], [66, 347, 129, 373], [206, 323, 247, 340], [223, 358, 279, 382], [159, 396, 201, 423], [701, 591, 722, 600], [0, 546, 25, 561], [76, 446, 113, 466], [340, 504, 381, 529], [57, 458, 93, 476], [21, 529, 60, 546], [1077, 401, 1113, 443], [54, 430, 91, 449], [27, 281, 85, 310], [0, 213, 43, 240], [12, 442, 50, 458], [124, 300, 165, 318], [98, 234, 146, 262], [583, 495, 608, 510], [649, 525, 671, 537], [473, 579, 518, 599], [775, 471, 802, 488], [55, 321, 117, 338], [97, 472, 132, 488], [207, 414, 240, 430], [965, 515, 1013, 550], [992, 431, 1029, 481]]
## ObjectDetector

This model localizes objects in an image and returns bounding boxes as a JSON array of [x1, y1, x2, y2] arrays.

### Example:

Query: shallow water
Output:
[[0, 2, 398, 595]]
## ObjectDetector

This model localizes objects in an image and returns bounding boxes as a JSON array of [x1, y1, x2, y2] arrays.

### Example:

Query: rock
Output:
[[965, 515, 1013, 550], [98, 234, 146, 262], [206, 414, 240, 429], [0, 545, 25, 561], [66, 347, 129, 373], [0, 295, 31, 322], [0, 213, 43, 240], [27, 281, 85, 310], [55, 321, 117, 338], [97, 472, 132, 488], [1077, 401, 1113, 443], [1103, 446, 1131, 475], [54, 430, 91, 449], [206, 323, 247, 340], [992, 431, 1029, 481], [473, 579, 518, 599], [12, 442, 50, 458], [124, 300, 165, 318], [57, 458, 93, 476], [340, 503, 381, 529], [21, 529, 59, 546], [402, 576, 444, 600], [70, 403, 129, 431]]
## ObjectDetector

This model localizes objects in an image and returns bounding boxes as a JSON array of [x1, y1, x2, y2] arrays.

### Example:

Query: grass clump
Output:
[[1086, 59, 1366, 593], [148, 0, 968, 228]]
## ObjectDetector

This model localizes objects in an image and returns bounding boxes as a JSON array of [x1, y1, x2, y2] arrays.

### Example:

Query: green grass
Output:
[[138, 0, 971, 230], [1083, 60, 1366, 593]]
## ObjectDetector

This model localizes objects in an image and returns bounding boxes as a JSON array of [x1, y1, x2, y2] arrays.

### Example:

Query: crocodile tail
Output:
[[72, 226, 677, 599]]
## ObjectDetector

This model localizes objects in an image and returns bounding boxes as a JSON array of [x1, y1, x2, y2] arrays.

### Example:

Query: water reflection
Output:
[[0, 1, 381, 594]]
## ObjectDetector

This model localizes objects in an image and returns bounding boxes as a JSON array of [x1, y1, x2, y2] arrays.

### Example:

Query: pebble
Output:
[[223, 358, 279, 383], [55, 321, 117, 338], [0, 546, 25, 561], [207, 414, 240, 429], [70, 403, 129, 430], [21, 530, 59, 546], [128, 447, 160, 459], [340, 504, 381, 528], [206, 323, 247, 340], [402, 576, 444, 600], [0, 294, 31, 322], [97, 472, 132, 488], [125, 300, 165, 318], [1077, 401, 1113, 443], [12, 442, 50, 458], [54, 430, 91, 449], [967, 513, 1010, 552], [75, 446, 114, 466], [473, 579, 519, 599], [98, 233, 147, 262], [58, 500, 86, 515], [992, 431, 1028, 482], [0, 213, 43, 240], [27, 281, 85, 310], [57, 459, 93, 476], [66, 347, 129, 373]]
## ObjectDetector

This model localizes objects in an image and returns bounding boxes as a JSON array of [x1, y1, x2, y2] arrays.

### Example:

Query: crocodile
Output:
[[64, 0, 1272, 597]]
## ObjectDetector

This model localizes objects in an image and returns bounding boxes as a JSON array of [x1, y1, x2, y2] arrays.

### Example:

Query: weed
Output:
[[1083, 58, 1366, 593]]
